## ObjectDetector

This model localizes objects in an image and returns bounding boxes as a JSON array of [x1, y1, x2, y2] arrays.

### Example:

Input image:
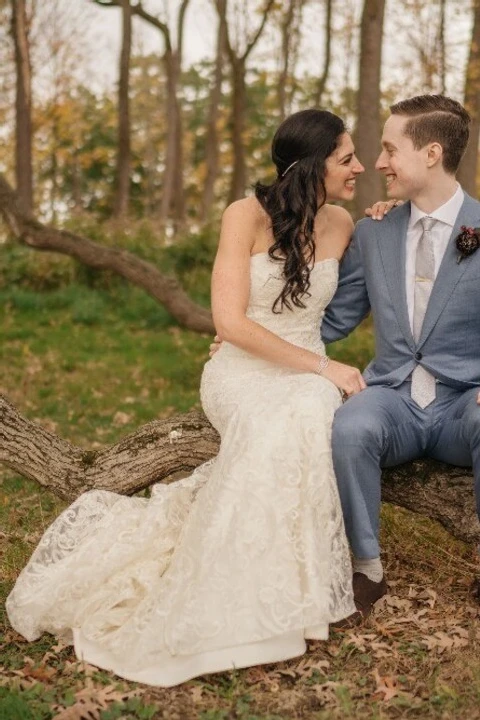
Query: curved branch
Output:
[[132, 2, 171, 51], [0, 174, 214, 334], [243, 0, 275, 61], [1, 395, 478, 545]]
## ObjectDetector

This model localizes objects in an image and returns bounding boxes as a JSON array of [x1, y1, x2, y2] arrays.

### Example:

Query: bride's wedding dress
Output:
[[6, 254, 355, 687]]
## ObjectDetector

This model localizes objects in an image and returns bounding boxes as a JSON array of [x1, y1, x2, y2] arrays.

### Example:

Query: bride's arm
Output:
[[211, 201, 365, 396]]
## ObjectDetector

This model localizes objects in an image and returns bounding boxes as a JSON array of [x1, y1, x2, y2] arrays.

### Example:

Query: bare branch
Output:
[[92, 0, 121, 6], [132, 2, 170, 50], [243, 0, 275, 61]]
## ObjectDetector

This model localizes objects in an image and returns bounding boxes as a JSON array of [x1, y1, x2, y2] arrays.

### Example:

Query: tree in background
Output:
[[200, 2, 227, 221], [216, 0, 275, 203], [277, 0, 304, 121], [354, 0, 385, 219], [115, 0, 132, 217], [313, 0, 333, 107], [11, 0, 33, 213], [94, 0, 192, 226], [135, 0, 192, 226], [458, 0, 480, 196]]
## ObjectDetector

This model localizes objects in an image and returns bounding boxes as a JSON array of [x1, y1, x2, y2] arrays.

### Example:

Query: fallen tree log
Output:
[[1, 394, 479, 544], [0, 175, 214, 334]]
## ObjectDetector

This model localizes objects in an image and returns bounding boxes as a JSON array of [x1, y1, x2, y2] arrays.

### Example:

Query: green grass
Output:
[[1, 281, 480, 719], [0, 284, 210, 444]]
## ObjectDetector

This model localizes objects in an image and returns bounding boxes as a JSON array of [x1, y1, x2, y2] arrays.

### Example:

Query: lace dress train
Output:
[[6, 255, 355, 686]]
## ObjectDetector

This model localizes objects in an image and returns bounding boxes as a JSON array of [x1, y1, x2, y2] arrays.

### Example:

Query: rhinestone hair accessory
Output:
[[281, 160, 299, 177]]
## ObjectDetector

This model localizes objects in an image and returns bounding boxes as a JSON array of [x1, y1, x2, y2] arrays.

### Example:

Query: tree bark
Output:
[[159, 47, 183, 224], [228, 56, 247, 204], [458, 0, 480, 196], [0, 173, 214, 334], [114, 0, 132, 217], [1, 394, 478, 545], [11, 0, 33, 214], [354, 0, 385, 220]]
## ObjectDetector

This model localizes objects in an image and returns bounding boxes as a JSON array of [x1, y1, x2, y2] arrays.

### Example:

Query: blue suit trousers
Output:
[[331, 382, 480, 559]]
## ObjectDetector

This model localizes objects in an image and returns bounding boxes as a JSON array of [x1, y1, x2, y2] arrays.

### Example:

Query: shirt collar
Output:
[[409, 183, 464, 229]]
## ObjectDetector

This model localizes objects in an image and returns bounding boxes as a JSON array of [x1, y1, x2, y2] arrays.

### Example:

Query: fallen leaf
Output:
[[372, 669, 398, 702]]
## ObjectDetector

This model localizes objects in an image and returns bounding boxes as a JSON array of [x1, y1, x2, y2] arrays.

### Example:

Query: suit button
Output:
[[415, 351, 422, 361]]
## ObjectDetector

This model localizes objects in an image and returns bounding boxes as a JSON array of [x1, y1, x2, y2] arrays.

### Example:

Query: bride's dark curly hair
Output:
[[255, 109, 346, 312]]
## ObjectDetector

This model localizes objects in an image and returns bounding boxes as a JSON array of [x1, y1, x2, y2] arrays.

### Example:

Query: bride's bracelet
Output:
[[316, 355, 330, 375]]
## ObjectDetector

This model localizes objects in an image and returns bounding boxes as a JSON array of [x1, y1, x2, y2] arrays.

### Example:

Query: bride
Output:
[[7, 109, 367, 687]]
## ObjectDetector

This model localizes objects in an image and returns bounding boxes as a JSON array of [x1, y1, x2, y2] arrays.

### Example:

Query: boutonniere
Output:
[[456, 225, 480, 263]]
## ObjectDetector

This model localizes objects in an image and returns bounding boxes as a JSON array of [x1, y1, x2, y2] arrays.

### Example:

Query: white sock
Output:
[[353, 557, 384, 582]]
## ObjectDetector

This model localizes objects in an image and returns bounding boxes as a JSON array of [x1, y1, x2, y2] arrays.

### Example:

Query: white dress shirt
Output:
[[406, 183, 464, 331]]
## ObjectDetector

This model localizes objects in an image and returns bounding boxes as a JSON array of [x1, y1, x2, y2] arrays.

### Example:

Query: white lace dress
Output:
[[6, 254, 355, 687]]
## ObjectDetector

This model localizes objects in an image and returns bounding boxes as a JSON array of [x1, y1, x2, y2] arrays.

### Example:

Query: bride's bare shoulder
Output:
[[324, 204, 354, 233], [223, 196, 267, 224], [222, 197, 270, 243]]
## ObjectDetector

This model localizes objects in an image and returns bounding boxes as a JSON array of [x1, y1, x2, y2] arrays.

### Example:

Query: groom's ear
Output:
[[426, 142, 443, 168]]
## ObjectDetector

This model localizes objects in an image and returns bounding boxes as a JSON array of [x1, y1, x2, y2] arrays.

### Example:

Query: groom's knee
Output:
[[332, 398, 385, 458]]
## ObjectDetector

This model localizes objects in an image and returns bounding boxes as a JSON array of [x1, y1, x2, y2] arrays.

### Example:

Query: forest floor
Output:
[[1, 283, 479, 720]]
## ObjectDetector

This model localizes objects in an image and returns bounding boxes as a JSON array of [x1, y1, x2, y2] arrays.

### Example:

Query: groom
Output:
[[323, 94, 480, 620]]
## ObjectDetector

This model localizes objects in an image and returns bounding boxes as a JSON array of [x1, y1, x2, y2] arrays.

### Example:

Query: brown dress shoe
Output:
[[470, 576, 480, 603], [352, 572, 388, 618], [330, 610, 363, 630]]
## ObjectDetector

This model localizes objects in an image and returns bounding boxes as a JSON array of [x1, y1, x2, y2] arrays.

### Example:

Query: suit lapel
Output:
[[418, 193, 480, 347], [377, 202, 414, 349]]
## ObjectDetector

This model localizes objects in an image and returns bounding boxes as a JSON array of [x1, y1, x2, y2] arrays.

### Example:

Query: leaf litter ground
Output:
[[1, 501, 479, 720]]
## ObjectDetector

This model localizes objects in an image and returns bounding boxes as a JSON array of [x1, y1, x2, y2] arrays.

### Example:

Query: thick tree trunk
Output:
[[201, 9, 227, 221], [354, 0, 385, 220], [1, 394, 478, 545], [114, 0, 132, 218], [228, 58, 247, 203], [159, 49, 181, 223], [0, 174, 214, 334], [155, 49, 186, 226], [11, 0, 33, 214], [458, 0, 480, 196]]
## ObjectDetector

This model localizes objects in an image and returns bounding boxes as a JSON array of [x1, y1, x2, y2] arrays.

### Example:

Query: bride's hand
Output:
[[321, 359, 366, 397], [365, 198, 402, 220]]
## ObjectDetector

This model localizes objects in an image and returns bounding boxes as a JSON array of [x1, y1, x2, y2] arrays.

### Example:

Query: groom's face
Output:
[[375, 115, 429, 201]]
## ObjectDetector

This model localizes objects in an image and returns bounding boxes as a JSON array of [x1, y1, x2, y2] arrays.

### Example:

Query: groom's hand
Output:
[[209, 335, 223, 357], [365, 199, 402, 220]]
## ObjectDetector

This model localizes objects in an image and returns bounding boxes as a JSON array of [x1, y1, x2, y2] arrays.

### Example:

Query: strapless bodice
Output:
[[216, 253, 339, 363]]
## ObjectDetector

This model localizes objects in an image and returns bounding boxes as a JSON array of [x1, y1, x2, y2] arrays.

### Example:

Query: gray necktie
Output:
[[411, 216, 437, 408]]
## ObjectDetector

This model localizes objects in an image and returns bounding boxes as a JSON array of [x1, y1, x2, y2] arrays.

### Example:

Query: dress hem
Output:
[[73, 624, 330, 687]]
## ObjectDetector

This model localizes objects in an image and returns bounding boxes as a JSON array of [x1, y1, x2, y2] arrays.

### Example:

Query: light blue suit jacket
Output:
[[322, 192, 480, 390]]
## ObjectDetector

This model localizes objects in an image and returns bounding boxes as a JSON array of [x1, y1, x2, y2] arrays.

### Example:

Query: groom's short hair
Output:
[[390, 95, 470, 174]]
